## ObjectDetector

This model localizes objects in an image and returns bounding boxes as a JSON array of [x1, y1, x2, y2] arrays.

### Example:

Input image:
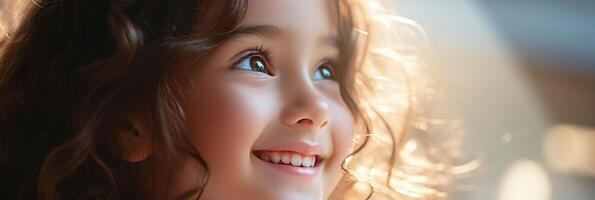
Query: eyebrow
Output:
[[226, 25, 284, 38], [221, 25, 339, 49]]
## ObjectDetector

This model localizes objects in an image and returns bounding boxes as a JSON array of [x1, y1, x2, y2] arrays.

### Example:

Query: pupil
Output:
[[250, 56, 266, 72], [321, 67, 331, 78]]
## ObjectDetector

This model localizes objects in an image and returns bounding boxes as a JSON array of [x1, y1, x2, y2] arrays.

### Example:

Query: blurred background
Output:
[[391, 0, 595, 199]]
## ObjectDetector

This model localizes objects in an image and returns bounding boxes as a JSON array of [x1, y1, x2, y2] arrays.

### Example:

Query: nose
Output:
[[280, 84, 330, 131]]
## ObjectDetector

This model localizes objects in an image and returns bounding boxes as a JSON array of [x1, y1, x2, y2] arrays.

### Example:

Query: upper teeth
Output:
[[257, 151, 316, 167]]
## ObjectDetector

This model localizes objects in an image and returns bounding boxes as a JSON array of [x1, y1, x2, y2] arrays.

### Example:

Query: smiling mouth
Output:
[[252, 150, 324, 168]]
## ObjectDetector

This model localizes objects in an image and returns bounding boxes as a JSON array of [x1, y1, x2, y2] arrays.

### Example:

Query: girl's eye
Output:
[[312, 62, 335, 81], [233, 53, 273, 76]]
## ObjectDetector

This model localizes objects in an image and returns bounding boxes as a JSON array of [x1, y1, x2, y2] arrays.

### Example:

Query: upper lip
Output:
[[253, 141, 325, 158]]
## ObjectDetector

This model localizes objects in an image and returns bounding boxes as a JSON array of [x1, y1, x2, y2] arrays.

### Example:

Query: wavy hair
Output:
[[0, 0, 469, 199]]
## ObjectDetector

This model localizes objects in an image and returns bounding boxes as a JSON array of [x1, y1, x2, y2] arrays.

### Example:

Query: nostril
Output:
[[297, 118, 328, 128], [297, 118, 313, 125]]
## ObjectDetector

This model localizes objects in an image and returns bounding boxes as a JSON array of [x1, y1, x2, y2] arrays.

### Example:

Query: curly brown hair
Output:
[[0, 0, 369, 199]]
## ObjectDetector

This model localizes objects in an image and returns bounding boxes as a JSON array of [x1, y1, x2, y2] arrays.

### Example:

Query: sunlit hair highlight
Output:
[[330, 0, 477, 199]]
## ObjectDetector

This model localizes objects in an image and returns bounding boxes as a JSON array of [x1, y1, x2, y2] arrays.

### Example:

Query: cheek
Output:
[[332, 95, 357, 159], [324, 100, 357, 194], [182, 79, 275, 183], [333, 107, 356, 159], [322, 83, 357, 164]]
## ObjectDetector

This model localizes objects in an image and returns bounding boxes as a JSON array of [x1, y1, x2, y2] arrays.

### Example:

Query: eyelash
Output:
[[232, 45, 274, 74], [232, 46, 336, 80], [245, 45, 274, 65]]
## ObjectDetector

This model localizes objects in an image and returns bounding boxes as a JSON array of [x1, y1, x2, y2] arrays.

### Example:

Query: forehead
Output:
[[240, 0, 338, 38]]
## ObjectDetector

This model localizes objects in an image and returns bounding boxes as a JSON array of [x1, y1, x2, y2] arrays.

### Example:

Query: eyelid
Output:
[[231, 45, 272, 66], [319, 59, 337, 71], [319, 59, 336, 67]]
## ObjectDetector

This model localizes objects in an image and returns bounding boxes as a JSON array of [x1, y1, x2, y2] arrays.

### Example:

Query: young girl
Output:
[[0, 0, 462, 199]]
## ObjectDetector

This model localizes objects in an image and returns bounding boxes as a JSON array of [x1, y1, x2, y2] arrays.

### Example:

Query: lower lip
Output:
[[253, 155, 321, 177]]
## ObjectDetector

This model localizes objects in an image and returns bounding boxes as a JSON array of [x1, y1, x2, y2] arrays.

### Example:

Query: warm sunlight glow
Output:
[[498, 160, 551, 200], [544, 124, 595, 177], [340, 1, 475, 199]]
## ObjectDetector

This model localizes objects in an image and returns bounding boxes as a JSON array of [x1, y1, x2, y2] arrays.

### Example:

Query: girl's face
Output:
[[177, 0, 355, 199]]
